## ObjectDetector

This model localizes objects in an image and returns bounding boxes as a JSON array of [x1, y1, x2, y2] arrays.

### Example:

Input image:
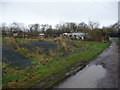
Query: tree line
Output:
[[1, 21, 119, 41]]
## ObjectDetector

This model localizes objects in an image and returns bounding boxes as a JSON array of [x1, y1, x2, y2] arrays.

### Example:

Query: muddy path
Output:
[[55, 37, 118, 88]]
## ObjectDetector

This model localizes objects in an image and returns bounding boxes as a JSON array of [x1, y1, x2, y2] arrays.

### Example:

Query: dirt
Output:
[[2, 45, 33, 69], [2, 40, 58, 69], [19, 40, 58, 54]]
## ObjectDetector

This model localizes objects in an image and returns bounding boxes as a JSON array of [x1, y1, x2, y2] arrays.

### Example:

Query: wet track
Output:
[[56, 37, 118, 88]]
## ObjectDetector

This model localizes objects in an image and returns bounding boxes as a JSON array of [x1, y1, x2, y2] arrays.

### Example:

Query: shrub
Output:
[[53, 37, 63, 43], [88, 29, 109, 42], [49, 50, 56, 56]]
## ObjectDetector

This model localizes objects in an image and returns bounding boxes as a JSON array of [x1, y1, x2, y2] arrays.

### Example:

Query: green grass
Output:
[[2, 38, 111, 88], [2, 37, 38, 44]]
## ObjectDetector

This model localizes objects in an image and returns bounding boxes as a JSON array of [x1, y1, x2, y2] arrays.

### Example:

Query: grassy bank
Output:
[[2, 37, 111, 88]]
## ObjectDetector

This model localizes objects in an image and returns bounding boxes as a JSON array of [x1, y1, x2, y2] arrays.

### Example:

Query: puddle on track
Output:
[[56, 65, 106, 88]]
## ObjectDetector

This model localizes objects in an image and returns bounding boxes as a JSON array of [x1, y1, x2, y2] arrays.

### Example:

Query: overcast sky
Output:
[[0, 0, 119, 28]]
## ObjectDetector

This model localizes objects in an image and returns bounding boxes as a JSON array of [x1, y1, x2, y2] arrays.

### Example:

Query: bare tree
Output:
[[40, 24, 50, 33], [77, 22, 88, 32], [88, 21, 99, 30], [28, 23, 40, 38], [8, 22, 25, 38]]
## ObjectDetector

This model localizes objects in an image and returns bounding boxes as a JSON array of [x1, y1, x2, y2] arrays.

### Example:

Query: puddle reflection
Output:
[[57, 65, 106, 88]]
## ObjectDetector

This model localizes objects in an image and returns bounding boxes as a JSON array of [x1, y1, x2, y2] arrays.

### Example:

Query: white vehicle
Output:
[[39, 33, 45, 37], [71, 32, 86, 40]]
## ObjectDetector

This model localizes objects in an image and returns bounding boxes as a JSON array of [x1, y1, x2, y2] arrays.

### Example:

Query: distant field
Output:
[[2, 37, 111, 88]]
